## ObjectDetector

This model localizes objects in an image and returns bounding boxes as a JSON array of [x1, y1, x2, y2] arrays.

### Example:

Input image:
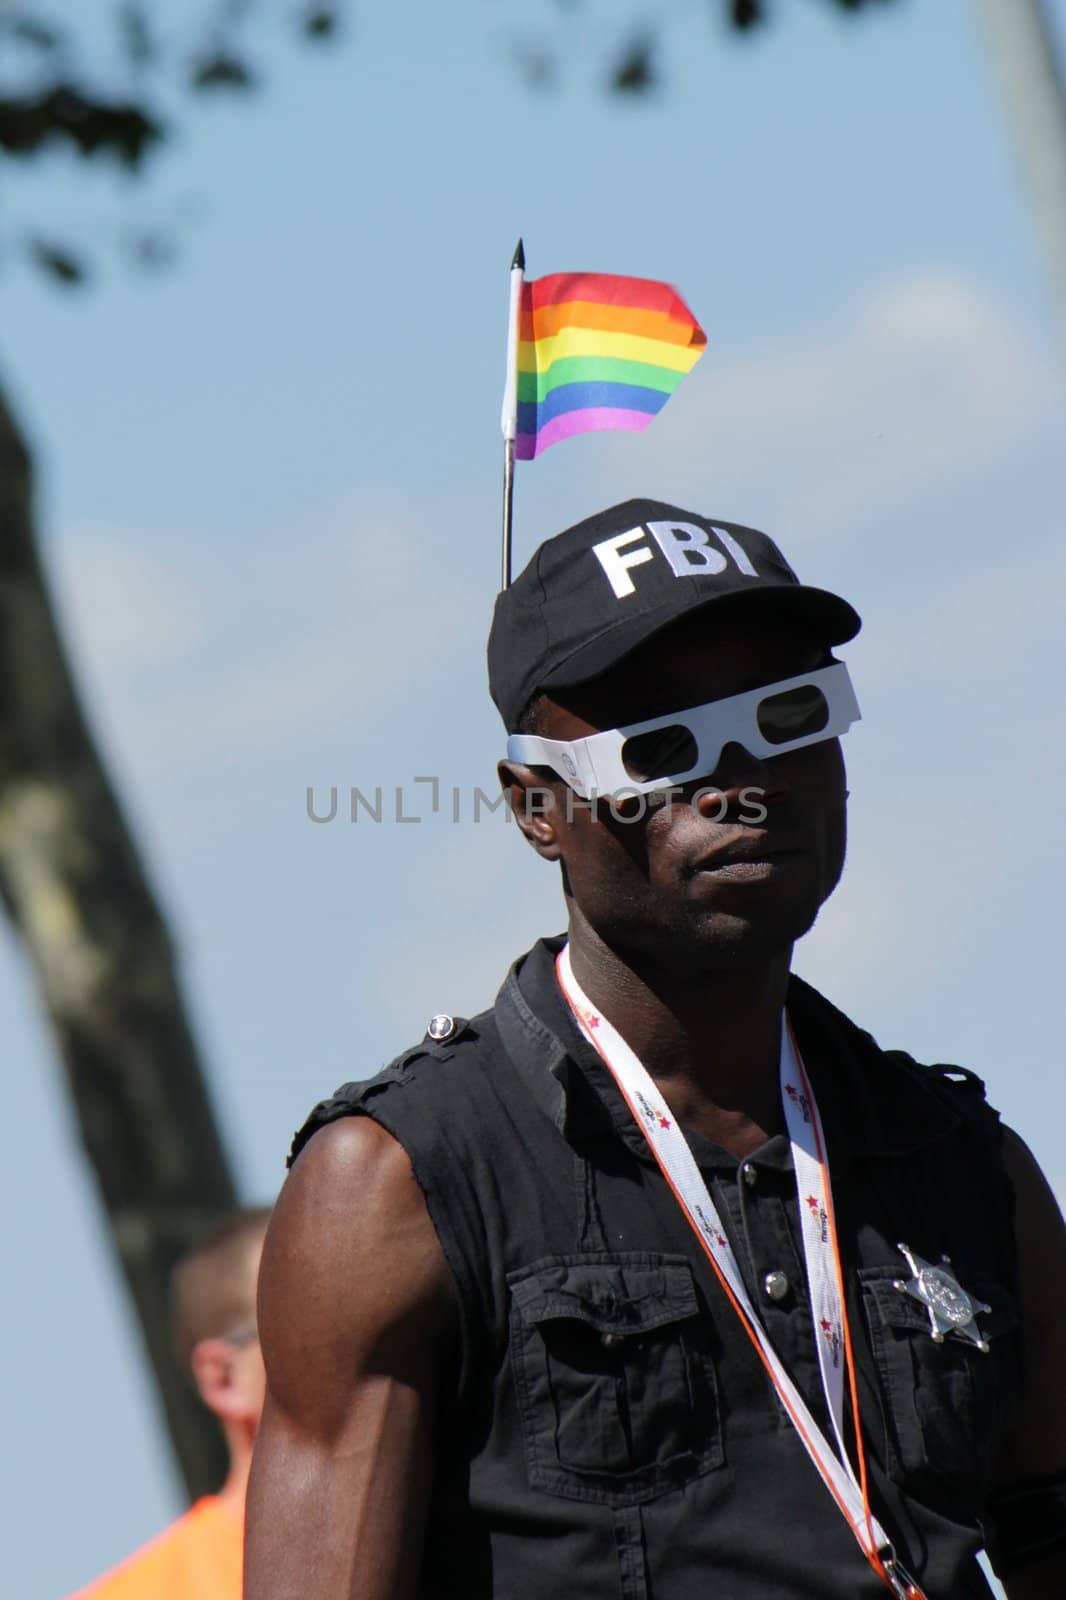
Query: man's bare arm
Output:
[[992, 1128, 1066, 1600], [244, 1116, 456, 1600]]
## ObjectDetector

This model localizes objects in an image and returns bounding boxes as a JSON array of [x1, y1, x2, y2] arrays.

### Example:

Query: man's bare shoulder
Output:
[[999, 1123, 1066, 1320], [992, 1124, 1066, 1489], [248, 1117, 453, 1600], [1000, 1124, 1064, 1207], [287, 1014, 498, 1171], [260, 1114, 456, 1410], [289, 1111, 421, 1197]]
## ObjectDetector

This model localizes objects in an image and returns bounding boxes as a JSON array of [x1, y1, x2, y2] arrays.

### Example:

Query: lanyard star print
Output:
[[556, 944, 925, 1600]]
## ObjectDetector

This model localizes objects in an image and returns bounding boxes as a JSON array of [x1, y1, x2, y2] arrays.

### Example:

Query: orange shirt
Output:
[[69, 1496, 242, 1600]]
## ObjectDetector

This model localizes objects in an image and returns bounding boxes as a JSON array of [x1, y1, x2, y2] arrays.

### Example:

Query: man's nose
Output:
[[695, 741, 788, 817]]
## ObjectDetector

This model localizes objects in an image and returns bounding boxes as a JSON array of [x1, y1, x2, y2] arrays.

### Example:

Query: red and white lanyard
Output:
[[556, 944, 925, 1600]]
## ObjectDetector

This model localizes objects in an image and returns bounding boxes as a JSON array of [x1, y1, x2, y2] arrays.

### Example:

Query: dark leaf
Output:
[[190, 53, 258, 91], [611, 39, 654, 95], [302, 6, 339, 39], [0, 88, 164, 169], [730, 0, 765, 28], [28, 237, 88, 286], [10, 17, 65, 52], [725, 0, 899, 23]]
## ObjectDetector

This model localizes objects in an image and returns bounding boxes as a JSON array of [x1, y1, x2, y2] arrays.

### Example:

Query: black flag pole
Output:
[[500, 238, 525, 589]]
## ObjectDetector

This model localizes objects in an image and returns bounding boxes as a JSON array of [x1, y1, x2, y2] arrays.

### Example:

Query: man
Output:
[[73, 1207, 270, 1600], [247, 502, 1066, 1599]]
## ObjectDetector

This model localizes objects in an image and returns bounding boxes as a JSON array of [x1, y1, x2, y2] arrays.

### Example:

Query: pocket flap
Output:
[[510, 1253, 699, 1338]]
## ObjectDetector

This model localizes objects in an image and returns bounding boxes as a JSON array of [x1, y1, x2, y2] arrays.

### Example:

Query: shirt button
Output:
[[741, 1162, 758, 1188], [764, 1270, 790, 1302]]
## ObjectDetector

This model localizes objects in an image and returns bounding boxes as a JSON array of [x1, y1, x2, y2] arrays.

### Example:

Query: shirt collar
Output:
[[493, 936, 968, 1169], [492, 934, 589, 1133]]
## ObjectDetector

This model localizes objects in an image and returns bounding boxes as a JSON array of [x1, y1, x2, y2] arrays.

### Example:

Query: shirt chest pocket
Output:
[[859, 1263, 1022, 1513], [508, 1253, 724, 1507]]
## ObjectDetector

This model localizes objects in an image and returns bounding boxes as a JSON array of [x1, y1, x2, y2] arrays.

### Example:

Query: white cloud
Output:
[[794, 520, 1066, 1014], [49, 506, 480, 783], [52, 536, 203, 675], [592, 273, 1066, 545], [856, 530, 1066, 688]]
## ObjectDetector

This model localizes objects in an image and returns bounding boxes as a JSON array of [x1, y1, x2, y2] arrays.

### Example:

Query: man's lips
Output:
[[686, 833, 808, 876]]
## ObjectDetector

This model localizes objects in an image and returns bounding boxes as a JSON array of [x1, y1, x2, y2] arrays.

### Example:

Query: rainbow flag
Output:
[[514, 272, 706, 460]]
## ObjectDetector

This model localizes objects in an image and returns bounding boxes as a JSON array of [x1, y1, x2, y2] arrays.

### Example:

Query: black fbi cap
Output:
[[487, 498, 861, 732]]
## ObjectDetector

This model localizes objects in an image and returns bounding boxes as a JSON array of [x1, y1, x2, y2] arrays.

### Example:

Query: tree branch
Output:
[[0, 374, 238, 1497]]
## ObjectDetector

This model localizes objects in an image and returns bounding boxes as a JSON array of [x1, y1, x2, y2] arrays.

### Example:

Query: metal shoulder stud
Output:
[[426, 1013, 457, 1042], [894, 1243, 992, 1352]]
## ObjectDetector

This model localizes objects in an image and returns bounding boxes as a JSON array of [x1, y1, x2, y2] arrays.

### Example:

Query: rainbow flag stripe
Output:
[[515, 272, 706, 460]]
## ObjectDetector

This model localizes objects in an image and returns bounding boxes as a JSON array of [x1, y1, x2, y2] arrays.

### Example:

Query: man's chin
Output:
[[678, 896, 827, 967], [594, 878, 834, 973], [678, 855, 840, 957]]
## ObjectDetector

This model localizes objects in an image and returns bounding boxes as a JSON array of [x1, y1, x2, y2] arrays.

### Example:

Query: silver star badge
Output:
[[893, 1244, 991, 1352]]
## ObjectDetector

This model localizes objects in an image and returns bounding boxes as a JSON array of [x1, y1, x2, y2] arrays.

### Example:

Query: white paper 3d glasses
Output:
[[506, 662, 860, 800]]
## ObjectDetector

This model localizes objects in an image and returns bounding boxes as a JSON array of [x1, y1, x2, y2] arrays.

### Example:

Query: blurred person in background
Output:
[[70, 1207, 271, 1600]]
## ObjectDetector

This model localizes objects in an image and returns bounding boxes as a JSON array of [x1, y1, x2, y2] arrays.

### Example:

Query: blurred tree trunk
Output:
[[0, 374, 237, 1498]]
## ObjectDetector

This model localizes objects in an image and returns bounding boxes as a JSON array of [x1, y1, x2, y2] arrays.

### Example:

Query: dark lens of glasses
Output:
[[621, 725, 699, 782], [755, 685, 830, 746]]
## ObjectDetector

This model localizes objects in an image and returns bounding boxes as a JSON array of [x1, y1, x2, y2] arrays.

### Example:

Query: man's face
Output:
[[509, 612, 849, 974]]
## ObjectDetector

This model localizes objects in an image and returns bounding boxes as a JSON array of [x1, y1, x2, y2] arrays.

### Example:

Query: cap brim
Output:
[[539, 584, 861, 695]]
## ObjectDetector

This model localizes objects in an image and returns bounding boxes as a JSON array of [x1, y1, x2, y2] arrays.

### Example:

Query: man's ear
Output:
[[497, 761, 565, 861]]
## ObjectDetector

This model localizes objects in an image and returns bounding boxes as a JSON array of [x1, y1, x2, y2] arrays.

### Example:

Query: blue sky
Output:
[[3, 2, 1066, 1594]]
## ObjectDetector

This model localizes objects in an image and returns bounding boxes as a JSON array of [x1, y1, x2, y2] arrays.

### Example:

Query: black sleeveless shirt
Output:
[[291, 937, 1023, 1599]]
